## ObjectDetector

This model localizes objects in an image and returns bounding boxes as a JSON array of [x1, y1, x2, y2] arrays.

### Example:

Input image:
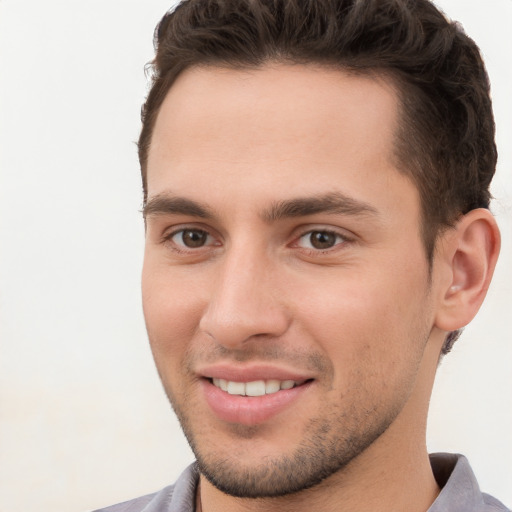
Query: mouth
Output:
[[200, 372, 314, 425], [209, 377, 309, 397]]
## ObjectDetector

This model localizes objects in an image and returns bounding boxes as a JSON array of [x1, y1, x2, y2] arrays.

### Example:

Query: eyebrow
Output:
[[143, 194, 214, 219], [143, 192, 379, 222], [262, 192, 379, 222]]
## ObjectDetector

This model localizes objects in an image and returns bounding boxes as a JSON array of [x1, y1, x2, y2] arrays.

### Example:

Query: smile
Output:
[[211, 378, 302, 397], [202, 377, 314, 425]]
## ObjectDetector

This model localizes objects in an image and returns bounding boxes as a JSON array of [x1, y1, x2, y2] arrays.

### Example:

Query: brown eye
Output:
[[173, 229, 209, 248], [297, 230, 345, 251], [309, 231, 337, 249]]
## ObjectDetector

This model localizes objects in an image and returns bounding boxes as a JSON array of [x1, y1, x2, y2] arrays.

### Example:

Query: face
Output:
[[142, 64, 439, 498]]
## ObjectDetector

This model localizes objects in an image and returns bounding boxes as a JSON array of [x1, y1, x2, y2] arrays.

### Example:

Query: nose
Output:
[[199, 246, 291, 349]]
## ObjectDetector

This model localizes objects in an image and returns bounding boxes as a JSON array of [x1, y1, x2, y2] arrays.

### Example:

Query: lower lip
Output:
[[201, 379, 313, 425]]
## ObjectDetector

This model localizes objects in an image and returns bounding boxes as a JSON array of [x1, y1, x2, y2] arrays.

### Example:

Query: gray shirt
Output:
[[93, 453, 510, 512]]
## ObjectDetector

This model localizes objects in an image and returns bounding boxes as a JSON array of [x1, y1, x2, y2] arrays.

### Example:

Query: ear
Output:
[[434, 208, 501, 332]]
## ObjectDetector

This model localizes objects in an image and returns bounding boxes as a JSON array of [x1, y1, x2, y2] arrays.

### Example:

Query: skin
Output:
[[142, 64, 500, 512]]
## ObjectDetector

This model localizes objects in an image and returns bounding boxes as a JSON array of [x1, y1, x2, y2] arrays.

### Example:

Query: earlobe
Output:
[[434, 208, 501, 332]]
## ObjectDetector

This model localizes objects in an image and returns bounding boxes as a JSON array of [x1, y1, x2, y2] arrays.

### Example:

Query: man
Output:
[[95, 0, 508, 510]]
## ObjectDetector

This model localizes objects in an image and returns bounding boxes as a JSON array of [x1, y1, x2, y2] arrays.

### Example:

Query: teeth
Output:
[[227, 381, 246, 395], [265, 379, 281, 394], [245, 380, 266, 396], [280, 380, 295, 390], [211, 378, 301, 396], [213, 378, 229, 391]]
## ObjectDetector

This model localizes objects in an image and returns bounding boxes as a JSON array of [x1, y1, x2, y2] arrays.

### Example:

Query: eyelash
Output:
[[162, 227, 218, 253], [161, 226, 352, 255], [293, 229, 350, 253]]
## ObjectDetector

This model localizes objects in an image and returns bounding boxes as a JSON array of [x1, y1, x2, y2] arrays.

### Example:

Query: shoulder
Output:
[[90, 463, 199, 512], [91, 489, 164, 512], [429, 453, 510, 512], [481, 493, 511, 512]]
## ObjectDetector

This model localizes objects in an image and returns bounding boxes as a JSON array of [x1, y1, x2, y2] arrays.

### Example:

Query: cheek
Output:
[[141, 259, 206, 360], [293, 262, 431, 375]]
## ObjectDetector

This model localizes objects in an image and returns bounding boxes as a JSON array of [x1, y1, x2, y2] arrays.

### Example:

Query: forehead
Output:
[[146, 64, 418, 222], [149, 64, 399, 169]]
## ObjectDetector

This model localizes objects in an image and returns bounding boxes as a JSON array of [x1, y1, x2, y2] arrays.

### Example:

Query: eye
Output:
[[170, 228, 212, 248], [296, 230, 346, 250]]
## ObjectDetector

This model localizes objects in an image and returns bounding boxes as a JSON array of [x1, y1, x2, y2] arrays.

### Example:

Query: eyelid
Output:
[[291, 226, 353, 252], [158, 222, 353, 254], [161, 223, 222, 249]]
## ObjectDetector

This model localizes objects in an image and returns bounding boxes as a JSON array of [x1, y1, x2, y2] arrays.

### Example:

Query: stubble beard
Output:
[[164, 380, 405, 499], [155, 323, 431, 499]]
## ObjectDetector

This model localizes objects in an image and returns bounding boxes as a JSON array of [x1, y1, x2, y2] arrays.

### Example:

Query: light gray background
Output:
[[0, 1, 510, 511]]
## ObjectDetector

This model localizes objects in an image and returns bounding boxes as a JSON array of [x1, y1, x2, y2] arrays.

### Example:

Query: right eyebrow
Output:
[[143, 194, 214, 219]]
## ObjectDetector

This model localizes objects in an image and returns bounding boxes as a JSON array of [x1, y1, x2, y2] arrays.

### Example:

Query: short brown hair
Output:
[[139, 0, 497, 352]]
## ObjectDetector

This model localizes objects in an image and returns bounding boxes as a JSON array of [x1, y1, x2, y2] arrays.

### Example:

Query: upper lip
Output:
[[197, 363, 315, 383]]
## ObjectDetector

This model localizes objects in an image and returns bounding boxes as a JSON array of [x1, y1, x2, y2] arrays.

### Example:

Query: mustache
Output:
[[184, 339, 333, 375]]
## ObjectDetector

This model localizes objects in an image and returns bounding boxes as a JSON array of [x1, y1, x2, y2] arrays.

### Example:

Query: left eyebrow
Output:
[[262, 192, 379, 222]]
